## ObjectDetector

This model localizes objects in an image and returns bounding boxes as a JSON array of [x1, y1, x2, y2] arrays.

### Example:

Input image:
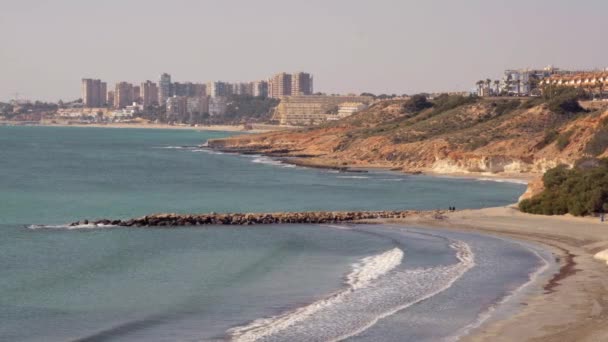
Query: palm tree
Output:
[[504, 75, 514, 96], [494, 80, 501, 96], [476, 80, 485, 96]]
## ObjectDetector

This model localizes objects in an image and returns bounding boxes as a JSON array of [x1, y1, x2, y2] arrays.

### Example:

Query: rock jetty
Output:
[[70, 210, 432, 227]]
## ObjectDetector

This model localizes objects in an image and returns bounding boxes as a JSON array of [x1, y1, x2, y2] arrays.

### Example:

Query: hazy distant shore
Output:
[[0, 121, 293, 133], [382, 207, 608, 342]]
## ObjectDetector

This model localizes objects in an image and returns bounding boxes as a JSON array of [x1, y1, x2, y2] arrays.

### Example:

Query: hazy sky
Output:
[[1, 0, 607, 101]]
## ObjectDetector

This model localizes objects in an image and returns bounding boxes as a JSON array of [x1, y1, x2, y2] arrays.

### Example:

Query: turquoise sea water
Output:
[[0, 126, 548, 341]]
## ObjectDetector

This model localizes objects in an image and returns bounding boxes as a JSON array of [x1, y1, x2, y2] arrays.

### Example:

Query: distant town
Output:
[[1, 66, 607, 128]]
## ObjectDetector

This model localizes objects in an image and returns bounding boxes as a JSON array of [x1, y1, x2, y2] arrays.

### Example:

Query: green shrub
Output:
[[401, 94, 433, 114], [556, 130, 574, 151], [493, 100, 520, 116], [536, 129, 559, 149], [542, 86, 586, 115], [519, 159, 608, 216], [585, 118, 608, 156], [432, 94, 477, 114]]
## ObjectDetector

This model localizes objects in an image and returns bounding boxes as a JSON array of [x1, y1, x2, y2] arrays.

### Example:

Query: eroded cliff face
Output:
[[208, 99, 608, 200]]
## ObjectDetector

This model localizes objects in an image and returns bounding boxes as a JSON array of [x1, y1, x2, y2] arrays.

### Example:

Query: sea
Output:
[[0, 126, 553, 341]]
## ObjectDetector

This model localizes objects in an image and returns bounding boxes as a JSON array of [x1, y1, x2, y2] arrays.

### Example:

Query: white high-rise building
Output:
[[158, 73, 172, 105]]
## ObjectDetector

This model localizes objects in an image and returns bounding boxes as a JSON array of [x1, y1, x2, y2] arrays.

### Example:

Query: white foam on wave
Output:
[[250, 156, 296, 168], [475, 177, 528, 185], [155, 145, 197, 150], [346, 248, 404, 290], [321, 225, 352, 230], [336, 175, 370, 179], [190, 148, 226, 155], [229, 241, 475, 342], [27, 223, 117, 230], [228, 247, 404, 342]]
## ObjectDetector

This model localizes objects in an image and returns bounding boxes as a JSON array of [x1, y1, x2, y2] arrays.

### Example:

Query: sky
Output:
[[1, 0, 607, 102]]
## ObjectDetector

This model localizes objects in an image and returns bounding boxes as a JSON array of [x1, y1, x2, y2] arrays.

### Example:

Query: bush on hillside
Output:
[[401, 94, 433, 114], [536, 129, 559, 149], [556, 130, 574, 151], [519, 159, 608, 216], [492, 100, 520, 116], [542, 86, 586, 115], [585, 118, 608, 156], [431, 94, 477, 114]]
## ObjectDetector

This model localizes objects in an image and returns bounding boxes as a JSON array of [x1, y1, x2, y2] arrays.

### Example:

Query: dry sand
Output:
[[383, 206, 608, 342]]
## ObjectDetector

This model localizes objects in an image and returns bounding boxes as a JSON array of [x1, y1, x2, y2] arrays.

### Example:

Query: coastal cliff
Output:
[[209, 96, 608, 199]]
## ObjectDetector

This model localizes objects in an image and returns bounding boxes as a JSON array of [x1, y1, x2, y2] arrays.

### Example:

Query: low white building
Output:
[[337, 102, 367, 118]]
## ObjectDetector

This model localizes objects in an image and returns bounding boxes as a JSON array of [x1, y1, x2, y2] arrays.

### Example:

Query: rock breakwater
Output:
[[70, 210, 433, 227]]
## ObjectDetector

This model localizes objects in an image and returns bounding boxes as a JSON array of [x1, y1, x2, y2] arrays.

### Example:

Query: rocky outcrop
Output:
[[71, 210, 432, 227], [208, 99, 608, 204]]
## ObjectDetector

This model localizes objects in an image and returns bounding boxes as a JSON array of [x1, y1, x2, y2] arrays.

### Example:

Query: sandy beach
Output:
[[384, 206, 608, 342]]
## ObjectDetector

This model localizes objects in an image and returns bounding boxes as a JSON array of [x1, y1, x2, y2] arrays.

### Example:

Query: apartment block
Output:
[[272, 95, 373, 125], [141, 81, 159, 107], [81, 78, 107, 107], [166, 96, 187, 121], [106, 91, 114, 107], [158, 73, 172, 105], [252, 80, 268, 97], [292, 72, 313, 95], [206, 81, 232, 98], [208, 97, 228, 116], [114, 82, 134, 109], [186, 96, 209, 115], [268, 73, 292, 98]]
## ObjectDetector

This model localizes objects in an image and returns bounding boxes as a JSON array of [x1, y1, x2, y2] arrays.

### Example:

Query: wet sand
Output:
[[383, 206, 608, 342]]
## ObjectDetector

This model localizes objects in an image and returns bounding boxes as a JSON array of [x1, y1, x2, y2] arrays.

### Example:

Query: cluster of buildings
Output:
[[540, 71, 608, 96], [475, 65, 608, 98], [81, 72, 315, 123], [272, 95, 373, 125]]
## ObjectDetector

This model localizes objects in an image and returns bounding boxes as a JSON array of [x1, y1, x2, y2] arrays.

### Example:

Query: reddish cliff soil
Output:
[[209, 98, 608, 198]]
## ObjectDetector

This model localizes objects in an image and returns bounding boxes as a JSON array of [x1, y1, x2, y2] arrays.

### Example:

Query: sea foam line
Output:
[[27, 223, 117, 230], [228, 247, 404, 342], [229, 241, 475, 342], [249, 156, 295, 168]]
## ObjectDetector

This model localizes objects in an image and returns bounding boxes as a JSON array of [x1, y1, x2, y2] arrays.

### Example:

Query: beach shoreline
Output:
[[0, 121, 293, 133], [378, 206, 608, 342]]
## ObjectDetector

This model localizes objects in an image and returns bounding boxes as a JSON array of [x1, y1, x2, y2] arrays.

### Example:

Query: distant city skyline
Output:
[[1, 0, 607, 101]]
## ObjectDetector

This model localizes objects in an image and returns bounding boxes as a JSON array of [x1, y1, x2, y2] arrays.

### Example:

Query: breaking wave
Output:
[[229, 241, 474, 341], [27, 223, 117, 230], [155, 145, 198, 150], [250, 156, 296, 168], [474, 177, 528, 185], [336, 175, 370, 179]]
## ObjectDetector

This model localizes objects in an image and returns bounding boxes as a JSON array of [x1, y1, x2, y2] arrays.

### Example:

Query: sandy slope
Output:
[[383, 207, 608, 341]]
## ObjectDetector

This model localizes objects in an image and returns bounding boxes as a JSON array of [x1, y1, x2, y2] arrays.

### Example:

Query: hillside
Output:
[[208, 93, 608, 196]]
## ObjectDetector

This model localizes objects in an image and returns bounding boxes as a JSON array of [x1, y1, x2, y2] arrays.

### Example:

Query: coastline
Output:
[[0, 121, 293, 133], [379, 206, 608, 342], [207, 146, 538, 184]]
